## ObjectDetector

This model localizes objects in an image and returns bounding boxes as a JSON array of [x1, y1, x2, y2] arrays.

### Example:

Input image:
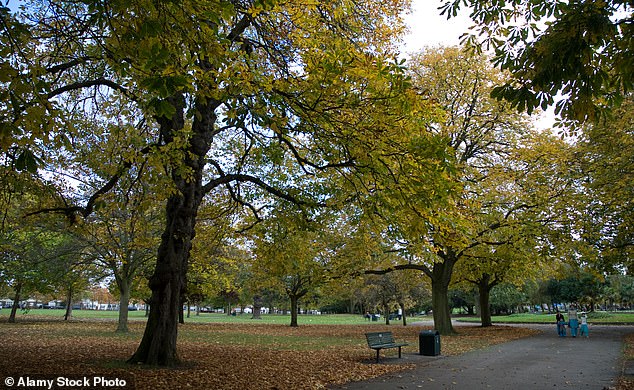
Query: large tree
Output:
[[2, 0, 441, 365], [251, 206, 334, 327], [79, 187, 160, 332], [576, 98, 634, 272], [367, 46, 532, 334]]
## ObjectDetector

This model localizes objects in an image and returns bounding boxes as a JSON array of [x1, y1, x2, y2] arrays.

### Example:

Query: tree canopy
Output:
[[441, 0, 633, 123], [2, 0, 444, 366]]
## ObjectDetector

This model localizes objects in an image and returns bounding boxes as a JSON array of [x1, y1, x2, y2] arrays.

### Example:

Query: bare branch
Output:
[[47, 78, 129, 99], [365, 263, 431, 277], [203, 173, 322, 207]]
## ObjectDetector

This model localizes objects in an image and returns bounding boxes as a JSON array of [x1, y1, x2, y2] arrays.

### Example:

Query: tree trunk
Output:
[[8, 282, 22, 323], [290, 295, 299, 327], [128, 94, 209, 367], [400, 302, 407, 326], [116, 281, 131, 333], [478, 274, 493, 327], [383, 301, 390, 325], [179, 296, 185, 324], [430, 257, 457, 335], [64, 286, 73, 321], [252, 295, 262, 319]]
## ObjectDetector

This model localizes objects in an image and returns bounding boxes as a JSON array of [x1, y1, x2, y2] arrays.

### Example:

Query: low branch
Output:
[[365, 263, 431, 277], [24, 145, 154, 222]]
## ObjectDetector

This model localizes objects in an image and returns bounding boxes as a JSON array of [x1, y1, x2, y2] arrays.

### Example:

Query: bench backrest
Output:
[[365, 332, 396, 347]]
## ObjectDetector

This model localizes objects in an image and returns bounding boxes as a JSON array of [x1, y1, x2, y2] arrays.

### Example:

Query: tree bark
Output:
[[128, 94, 210, 366], [430, 257, 457, 335], [383, 300, 390, 325], [251, 295, 262, 319], [8, 282, 22, 323], [116, 281, 131, 332], [478, 274, 493, 327], [64, 286, 73, 321], [290, 295, 299, 327]]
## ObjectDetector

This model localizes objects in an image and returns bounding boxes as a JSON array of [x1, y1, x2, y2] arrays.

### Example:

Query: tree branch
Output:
[[24, 144, 155, 222], [202, 173, 323, 207], [365, 263, 431, 278], [47, 78, 129, 100]]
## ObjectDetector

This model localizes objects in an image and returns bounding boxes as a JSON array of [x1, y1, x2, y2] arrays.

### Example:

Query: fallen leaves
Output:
[[0, 319, 539, 389]]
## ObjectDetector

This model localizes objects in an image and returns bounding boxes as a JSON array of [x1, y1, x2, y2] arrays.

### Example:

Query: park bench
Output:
[[365, 331, 408, 363]]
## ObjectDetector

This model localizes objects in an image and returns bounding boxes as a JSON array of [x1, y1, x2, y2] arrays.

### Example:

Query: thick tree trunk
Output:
[[430, 257, 457, 335], [400, 302, 407, 326], [116, 281, 131, 333], [478, 274, 493, 327], [128, 94, 210, 367], [8, 282, 22, 323]]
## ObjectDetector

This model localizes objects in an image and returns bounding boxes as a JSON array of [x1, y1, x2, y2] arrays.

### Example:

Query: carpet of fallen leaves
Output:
[[0, 318, 539, 390], [617, 333, 634, 390]]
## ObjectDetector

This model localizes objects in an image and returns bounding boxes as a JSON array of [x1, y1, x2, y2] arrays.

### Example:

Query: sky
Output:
[[402, 1, 473, 53], [403, 1, 557, 131]]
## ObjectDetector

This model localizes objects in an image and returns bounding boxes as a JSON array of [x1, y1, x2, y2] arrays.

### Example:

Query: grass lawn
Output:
[[0, 308, 411, 325], [454, 311, 634, 324]]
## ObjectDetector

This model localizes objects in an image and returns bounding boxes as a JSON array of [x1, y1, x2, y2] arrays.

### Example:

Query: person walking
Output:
[[568, 305, 579, 337], [556, 311, 566, 337], [579, 312, 589, 337]]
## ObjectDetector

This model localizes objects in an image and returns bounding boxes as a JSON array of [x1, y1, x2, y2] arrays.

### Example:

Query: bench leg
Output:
[[376, 349, 380, 363], [398, 346, 402, 359]]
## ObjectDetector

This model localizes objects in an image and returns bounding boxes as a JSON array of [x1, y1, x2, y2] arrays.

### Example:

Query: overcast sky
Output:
[[402, 0, 473, 54], [402, 1, 556, 131]]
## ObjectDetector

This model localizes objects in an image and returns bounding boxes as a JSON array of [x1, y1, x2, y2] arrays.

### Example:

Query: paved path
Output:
[[333, 324, 633, 390]]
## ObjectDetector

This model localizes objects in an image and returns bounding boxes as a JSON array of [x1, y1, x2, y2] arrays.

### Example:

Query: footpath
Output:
[[333, 324, 634, 390]]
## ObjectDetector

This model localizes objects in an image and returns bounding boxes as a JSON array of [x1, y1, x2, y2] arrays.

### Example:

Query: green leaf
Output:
[[15, 148, 40, 173]]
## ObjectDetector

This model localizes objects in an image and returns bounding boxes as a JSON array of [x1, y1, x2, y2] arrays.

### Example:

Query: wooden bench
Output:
[[365, 332, 408, 363]]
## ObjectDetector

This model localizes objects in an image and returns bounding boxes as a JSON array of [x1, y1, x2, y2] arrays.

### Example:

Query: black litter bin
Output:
[[419, 330, 441, 356]]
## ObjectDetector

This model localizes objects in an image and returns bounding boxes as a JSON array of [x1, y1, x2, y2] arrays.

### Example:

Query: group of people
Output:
[[555, 305, 589, 337]]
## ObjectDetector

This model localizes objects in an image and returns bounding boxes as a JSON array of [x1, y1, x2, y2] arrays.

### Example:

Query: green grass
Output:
[[8, 308, 632, 325], [454, 311, 634, 324], [0, 308, 398, 326]]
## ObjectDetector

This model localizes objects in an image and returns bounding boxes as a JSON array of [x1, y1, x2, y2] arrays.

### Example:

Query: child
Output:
[[579, 312, 589, 337]]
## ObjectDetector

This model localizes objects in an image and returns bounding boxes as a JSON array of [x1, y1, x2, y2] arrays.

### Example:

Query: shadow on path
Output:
[[332, 324, 634, 390]]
